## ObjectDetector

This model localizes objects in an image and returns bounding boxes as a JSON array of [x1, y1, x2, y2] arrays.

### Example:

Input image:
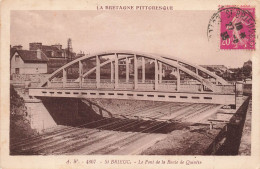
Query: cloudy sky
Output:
[[11, 10, 252, 67]]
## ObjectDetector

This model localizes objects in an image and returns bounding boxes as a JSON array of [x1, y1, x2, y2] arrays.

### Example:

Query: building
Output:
[[29, 42, 76, 59], [11, 41, 86, 74], [10, 48, 48, 74], [200, 65, 234, 79], [29, 42, 78, 73]]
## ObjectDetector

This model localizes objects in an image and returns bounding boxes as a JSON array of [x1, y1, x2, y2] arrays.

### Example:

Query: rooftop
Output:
[[12, 50, 49, 63]]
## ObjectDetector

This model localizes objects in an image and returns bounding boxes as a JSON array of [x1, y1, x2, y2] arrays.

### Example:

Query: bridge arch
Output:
[[40, 51, 229, 93]]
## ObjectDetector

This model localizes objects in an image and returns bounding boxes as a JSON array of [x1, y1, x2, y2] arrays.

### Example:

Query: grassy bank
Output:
[[10, 85, 38, 147]]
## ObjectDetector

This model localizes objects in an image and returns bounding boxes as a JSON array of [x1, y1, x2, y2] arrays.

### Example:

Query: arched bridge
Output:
[[29, 51, 236, 106]]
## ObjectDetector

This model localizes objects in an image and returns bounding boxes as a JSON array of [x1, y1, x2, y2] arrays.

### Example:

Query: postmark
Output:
[[207, 6, 256, 50]]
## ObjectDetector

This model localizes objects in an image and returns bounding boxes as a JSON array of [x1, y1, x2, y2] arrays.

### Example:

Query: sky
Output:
[[11, 10, 252, 68]]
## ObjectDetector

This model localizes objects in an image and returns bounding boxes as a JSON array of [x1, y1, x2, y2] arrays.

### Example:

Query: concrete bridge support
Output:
[[25, 101, 57, 133]]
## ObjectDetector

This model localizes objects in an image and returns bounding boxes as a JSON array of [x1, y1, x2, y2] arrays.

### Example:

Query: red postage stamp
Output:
[[220, 6, 255, 50]]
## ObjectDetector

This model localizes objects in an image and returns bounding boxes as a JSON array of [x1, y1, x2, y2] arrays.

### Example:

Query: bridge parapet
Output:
[[44, 80, 235, 94]]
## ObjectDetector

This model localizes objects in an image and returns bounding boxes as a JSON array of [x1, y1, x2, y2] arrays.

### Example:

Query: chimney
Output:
[[29, 42, 42, 50], [51, 44, 62, 50], [36, 49, 41, 59], [13, 45, 23, 50]]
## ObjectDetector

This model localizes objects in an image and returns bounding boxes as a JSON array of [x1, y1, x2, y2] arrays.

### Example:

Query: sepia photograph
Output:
[[1, 0, 259, 168], [9, 9, 253, 156]]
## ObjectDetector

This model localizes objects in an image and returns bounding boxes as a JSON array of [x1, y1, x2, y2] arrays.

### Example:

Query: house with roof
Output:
[[10, 48, 48, 74], [29, 42, 76, 59], [29, 42, 78, 73]]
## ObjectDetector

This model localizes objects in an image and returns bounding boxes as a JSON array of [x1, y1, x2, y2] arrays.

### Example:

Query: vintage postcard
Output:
[[1, 0, 260, 168]]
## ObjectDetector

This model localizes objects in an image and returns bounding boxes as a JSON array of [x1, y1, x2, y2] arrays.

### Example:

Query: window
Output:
[[15, 55, 19, 62], [15, 68, 19, 74]]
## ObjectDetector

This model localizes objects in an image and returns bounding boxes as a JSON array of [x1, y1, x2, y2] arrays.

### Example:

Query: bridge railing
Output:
[[65, 82, 80, 88], [46, 79, 235, 94], [82, 82, 96, 89], [49, 81, 63, 88], [180, 84, 201, 92], [118, 83, 134, 90], [53, 79, 201, 84], [216, 85, 236, 94], [100, 83, 115, 89]]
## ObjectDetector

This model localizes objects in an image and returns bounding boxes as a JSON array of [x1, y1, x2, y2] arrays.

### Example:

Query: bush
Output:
[[10, 85, 38, 147]]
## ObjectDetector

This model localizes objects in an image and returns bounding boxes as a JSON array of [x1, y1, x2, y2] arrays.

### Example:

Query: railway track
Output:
[[11, 102, 221, 155], [13, 101, 187, 149]]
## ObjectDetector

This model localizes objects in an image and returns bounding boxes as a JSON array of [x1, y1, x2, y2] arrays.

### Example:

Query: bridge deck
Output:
[[29, 87, 236, 106]]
